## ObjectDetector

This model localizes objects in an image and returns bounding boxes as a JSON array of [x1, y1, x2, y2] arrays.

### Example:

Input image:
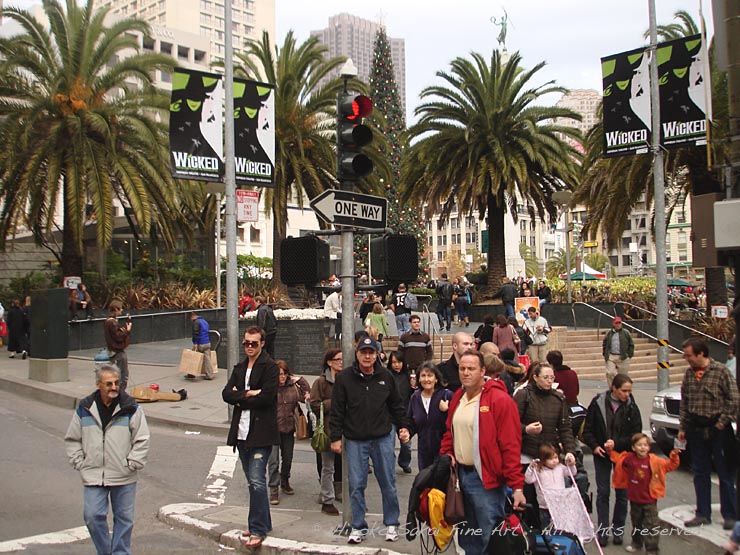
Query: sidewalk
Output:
[[0, 337, 728, 554]]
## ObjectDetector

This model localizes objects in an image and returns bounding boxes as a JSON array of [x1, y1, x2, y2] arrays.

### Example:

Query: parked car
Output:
[[649, 385, 682, 457]]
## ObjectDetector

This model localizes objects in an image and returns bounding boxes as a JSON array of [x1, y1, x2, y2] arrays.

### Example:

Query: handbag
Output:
[[444, 464, 465, 525], [310, 402, 331, 453], [294, 405, 308, 440], [512, 326, 521, 345]]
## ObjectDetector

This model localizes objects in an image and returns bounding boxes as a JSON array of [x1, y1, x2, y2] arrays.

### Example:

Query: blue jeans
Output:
[[593, 453, 627, 539], [393, 424, 412, 470], [437, 303, 452, 330], [687, 427, 737, 520], [454, 298, 468, 320], [236, 443, 272, 538], [457, 464, 506, 555], [395, 312, 410, 335], [504, 303, 515, 319], [345, 431, 400, 530], [83, 483, 136, 555]]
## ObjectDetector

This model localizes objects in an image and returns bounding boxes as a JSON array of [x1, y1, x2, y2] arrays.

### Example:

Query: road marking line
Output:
[[0, 526, 89, 553], [198, 445, 238, 505]]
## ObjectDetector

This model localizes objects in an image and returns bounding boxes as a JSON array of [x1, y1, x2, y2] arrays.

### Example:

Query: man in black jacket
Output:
[[222, 325, 279, 550], [491, 277, 518, 318], [330, 337, 411, 544], [254, 296, 277, 357], [438, 332, 475, 392]]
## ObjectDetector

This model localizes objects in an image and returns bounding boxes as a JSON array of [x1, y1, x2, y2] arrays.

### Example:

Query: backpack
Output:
[[405, 292, 419, 310]]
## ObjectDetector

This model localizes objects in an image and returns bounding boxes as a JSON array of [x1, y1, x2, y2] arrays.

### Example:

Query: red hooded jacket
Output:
[[440, 378, 524, 490]]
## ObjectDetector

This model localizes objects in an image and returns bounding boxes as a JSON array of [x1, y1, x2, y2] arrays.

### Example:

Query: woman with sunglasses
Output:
[[309, 348, 344, 516]]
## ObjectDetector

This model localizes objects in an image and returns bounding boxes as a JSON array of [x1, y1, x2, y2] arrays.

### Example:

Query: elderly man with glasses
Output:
[[65, 364, 150, 555], [222, 325, 280, 550]]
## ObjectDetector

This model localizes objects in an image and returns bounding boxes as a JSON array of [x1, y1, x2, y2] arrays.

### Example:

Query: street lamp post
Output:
[[553, 191, 574, 304]]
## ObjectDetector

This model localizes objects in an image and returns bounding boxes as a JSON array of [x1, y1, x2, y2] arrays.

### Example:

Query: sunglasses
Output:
[[242, 340, 260, 348]]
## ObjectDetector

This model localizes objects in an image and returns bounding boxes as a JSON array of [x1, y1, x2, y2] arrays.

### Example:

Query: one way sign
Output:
[[310, 189, 387, 229]]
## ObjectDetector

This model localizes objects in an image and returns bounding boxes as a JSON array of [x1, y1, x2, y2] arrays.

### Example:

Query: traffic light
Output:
[[370, 234, 418, 284], [280, 235, 330, 285], [337, 93, 373, 182]]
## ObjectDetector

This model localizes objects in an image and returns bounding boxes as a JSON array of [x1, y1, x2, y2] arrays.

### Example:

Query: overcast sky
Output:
[[4, 0, 714, 115], [279, 0, 713, 115]]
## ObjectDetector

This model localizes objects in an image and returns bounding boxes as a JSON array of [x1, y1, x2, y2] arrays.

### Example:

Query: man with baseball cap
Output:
[[602, 317, 634, 385], [330, 336, 411, 544]]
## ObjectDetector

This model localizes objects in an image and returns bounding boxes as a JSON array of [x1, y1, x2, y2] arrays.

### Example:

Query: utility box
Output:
[[691, 193, 723, 267], [714, 198, 740, 250]]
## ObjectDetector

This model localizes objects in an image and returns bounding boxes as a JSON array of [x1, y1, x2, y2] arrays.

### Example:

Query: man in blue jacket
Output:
[[189, 311, 214, 380], [330, 337, 411, 544]]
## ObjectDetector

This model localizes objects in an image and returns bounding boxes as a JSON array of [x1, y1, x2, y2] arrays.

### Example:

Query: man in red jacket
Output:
[[440, 350, 525, 554]]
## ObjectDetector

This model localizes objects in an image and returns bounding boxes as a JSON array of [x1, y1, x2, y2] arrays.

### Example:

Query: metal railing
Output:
[[418, 295, 446, 362], [570, 301, 683, 354], [614, 301, 729, 348]]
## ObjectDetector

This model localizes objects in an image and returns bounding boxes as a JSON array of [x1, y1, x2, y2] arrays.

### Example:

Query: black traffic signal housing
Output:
[[370, 234, 418, 284], [337, 93, 373, 182], [280, 235, 330, 285]]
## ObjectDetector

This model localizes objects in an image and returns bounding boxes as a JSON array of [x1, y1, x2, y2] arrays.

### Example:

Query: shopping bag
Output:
[[178, 349, 204, 375], [295, 406, 308, 440]]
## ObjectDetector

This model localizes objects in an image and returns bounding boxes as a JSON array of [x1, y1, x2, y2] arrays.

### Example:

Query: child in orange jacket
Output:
[[608, 433, 680, 555]]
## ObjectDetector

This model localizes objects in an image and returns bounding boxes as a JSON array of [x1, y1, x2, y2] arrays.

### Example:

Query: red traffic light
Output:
[[339, 94, 373, 121]]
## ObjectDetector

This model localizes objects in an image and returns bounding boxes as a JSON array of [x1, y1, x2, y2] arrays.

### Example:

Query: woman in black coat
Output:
[[406, 362, 451, 470], [582, 374, 642, 547]]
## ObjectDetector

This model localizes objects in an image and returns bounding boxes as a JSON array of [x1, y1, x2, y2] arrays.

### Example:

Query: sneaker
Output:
[[385, 525, 399, 542], [684, 516, 711, 527], [281, 481, 294, 495], [321, 503, 339, 515], [725, 518, 736, 530], [9, 353, 14, 359], [269, 487, 279, 505], [184, 374, 196, 380], [625, 545, 640, 553], [348, 529, 366, 544]]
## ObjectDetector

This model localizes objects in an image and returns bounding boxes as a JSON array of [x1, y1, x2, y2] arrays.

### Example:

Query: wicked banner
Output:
[[601, 46, 652, 157], [233, 78, 275, 187], [657, 34, 710, 149], [169, 68, 224, 181]]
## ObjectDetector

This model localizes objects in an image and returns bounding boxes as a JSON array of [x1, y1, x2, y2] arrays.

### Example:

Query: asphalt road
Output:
[[0, 386, 728, 555]]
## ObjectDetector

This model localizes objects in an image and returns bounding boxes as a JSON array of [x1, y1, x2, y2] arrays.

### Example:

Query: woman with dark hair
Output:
[[406, 362, 451, 470], [514, 362, 577, 528], [583, 373, 642, 547], [492, 313, 518, 354], [474, 314, 495, 347], [546, 350, 580, 405], [310, 348, 343, 515], [509, 316, 528, 356], [387, 351, 413, 473], [268, 360, 310, 505]]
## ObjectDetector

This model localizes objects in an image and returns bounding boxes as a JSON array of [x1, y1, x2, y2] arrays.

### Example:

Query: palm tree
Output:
[[519, 243, 541, 279], [233, 31, 389, 284], [545, 248, 574, 279], [0, 0, 188, 276], [400, 50, 582, 288]]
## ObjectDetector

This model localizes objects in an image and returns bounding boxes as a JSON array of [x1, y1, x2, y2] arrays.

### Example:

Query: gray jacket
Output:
[[65, 391, 150, 486]]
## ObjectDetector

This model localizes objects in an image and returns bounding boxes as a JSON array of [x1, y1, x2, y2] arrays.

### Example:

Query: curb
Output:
[[158, 503, 408, 555]]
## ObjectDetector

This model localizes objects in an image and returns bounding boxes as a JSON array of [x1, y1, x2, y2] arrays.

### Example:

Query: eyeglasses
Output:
[[242, 340, 260, 348], [102, 380, 120, 387], [538, 375, 556, 381], [330, 357, 343, 362]]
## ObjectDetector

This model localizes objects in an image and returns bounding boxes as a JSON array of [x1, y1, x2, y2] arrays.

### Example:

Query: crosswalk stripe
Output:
[[0, 526, 89, 553], [198, 445, 239, 505]]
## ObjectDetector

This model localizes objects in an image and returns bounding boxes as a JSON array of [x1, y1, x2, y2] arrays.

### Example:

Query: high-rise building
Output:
[[311, 13, 406, 115], [96, 0, 275, 64]]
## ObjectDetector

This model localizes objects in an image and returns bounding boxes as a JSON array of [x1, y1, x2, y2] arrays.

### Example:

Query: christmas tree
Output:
[[354, 25, 428, 284]]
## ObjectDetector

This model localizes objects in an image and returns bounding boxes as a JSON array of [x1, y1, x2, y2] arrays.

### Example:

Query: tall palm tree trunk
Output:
[[486, 192, 507, 288], [62, 178, 83, 277]]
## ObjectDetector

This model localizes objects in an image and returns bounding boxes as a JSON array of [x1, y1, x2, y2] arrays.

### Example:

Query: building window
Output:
[[637, 217, 646, 229], [437, 251, 443, 261], [677, 231, 687, 250], [428, 237, 433, 246], [250, 225, 260, 243], [622, 255, 631, 266], [622, 237, 631, 249], [624, 219, 631, 230], [609, 255, 619, 268], [200, 13, 211, 24], [451, 217, 459, 229], [200, 0, 211, 10], [678, 250, 688, 262], [677, 210, 686, 224]]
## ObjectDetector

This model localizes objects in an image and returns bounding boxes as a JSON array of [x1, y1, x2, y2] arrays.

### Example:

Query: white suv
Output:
[[649, 385, 682, 457]]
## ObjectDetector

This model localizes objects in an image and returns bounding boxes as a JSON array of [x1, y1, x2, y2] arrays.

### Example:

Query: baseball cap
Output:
[[358, 337, 379, 351], [613, 317, 623, 324]]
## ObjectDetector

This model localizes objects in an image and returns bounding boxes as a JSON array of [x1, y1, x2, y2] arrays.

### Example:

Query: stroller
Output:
[[530, 464, 603, 555], [405, 456, 455, 555]]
